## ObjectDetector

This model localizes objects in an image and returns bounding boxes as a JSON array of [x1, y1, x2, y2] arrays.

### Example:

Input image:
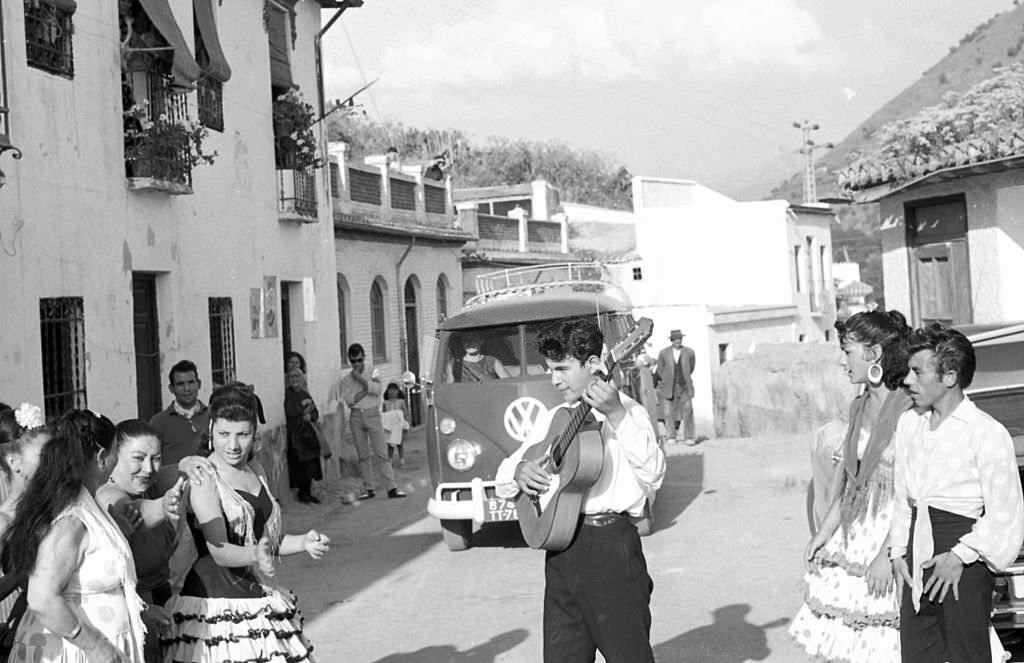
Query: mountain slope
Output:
[[771, 3, 1024, 216]]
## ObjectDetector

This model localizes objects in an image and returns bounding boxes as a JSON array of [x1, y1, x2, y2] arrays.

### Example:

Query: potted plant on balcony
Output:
[[272, 87, 320, 170], [124, 101, 217, 189]]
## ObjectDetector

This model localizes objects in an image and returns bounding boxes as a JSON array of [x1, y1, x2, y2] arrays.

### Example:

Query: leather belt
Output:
[[582, 512, 628, 528]]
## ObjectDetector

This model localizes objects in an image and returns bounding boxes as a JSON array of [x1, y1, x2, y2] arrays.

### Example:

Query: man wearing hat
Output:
[[654, 330, 696, 444]]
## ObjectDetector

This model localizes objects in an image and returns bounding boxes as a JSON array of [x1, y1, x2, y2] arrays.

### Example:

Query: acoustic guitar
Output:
[[516, 318, 654, 551]]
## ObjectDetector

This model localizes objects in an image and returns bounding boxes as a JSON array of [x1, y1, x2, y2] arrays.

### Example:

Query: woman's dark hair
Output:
[[0, 408, 49, 482], [384, 382, 405, 401], [114, 419, 160, 451], [537, 317, 604, 365], [285, 351, 307, 374], [907, 323, 976, 389], [834, 310, 912, 390], [2, 410, 115, 574], [209, 383, 259, 427], [0, 407, 19, 448]]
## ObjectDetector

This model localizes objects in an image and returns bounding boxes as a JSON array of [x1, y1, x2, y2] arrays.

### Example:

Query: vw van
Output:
[[419, 263, 658, 550]]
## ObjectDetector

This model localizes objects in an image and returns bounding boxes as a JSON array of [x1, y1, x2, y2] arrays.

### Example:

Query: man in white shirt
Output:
[[889, 324, 1024, 663], [495, 317, 666, 663]]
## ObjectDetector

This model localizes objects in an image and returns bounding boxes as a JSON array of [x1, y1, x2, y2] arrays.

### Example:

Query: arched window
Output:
[[337, 274, 350, 361], [370, 278, 387, 360], [436, 274, 449, 324]]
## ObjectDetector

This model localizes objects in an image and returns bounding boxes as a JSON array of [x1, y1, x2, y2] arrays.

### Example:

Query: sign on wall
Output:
[[249, 276, 280, 338]]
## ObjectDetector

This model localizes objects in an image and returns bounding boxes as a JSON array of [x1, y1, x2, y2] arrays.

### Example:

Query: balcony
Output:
[[276, 166, 318, 222], [124, 70, 194, 194], [328, 143, 467, 242]]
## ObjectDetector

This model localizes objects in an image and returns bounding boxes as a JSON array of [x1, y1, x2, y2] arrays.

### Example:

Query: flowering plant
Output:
[[14, 403, 44, 430], [272, 87, 320, 170], [124, 101, 217, 184]]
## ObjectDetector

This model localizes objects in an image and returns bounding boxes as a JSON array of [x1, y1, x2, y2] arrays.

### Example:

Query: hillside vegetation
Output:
[[770, 3, 1024, 297]]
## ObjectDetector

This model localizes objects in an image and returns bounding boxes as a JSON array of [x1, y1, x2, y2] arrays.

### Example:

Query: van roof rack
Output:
[[467, 262, 623, 307]]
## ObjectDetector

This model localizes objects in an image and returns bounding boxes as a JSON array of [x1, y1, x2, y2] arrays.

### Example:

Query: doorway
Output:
[[132, 274, 162, 418]]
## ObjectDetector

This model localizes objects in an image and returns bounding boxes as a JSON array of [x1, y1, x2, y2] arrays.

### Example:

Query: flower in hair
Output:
[[14, 403, 44, 430]]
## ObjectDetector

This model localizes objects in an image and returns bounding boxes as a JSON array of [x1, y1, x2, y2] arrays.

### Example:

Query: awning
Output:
[[192, 0, 231, 83], [138, 0, 202, 90], [266, 3, 294, 88], [41, 0, 77, 12]]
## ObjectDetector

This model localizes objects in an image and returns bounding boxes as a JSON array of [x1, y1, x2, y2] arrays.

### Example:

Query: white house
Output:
[[612, 176, 837, 437], [0, 0, 357, 492]]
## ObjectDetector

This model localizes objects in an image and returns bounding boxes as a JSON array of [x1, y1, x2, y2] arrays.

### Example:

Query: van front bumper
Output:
[[427, 477, 518, 524]]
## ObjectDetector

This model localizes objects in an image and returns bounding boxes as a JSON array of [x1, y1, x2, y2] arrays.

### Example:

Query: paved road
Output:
[[273, 427, 815, 662]]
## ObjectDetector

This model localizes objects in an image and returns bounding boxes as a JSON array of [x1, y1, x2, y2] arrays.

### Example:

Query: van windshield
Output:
[[440, 323, 550, 383]]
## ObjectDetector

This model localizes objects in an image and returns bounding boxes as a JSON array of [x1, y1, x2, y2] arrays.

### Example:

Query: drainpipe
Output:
[[396, 237, 416, 371], [315, 1, 363, 119]]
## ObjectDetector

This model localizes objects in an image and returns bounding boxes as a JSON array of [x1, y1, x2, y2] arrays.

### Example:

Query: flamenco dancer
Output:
[[163, 383, 330, 662]]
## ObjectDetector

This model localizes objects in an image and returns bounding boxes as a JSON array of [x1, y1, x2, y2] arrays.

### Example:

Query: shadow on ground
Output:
[[653, 604, 789, 663], [649, 451, 705, 535], [369, 629, 530, 663]]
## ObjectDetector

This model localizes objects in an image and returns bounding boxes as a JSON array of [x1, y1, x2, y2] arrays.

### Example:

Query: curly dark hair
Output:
[[2, 410, 115, 574], [907, 323, 976, 389], [834, 310, 912, 390], [537, 317, 604, 365]]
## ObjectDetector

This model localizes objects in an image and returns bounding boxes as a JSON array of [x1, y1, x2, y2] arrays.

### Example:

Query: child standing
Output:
[[380, 382, 409, 467]]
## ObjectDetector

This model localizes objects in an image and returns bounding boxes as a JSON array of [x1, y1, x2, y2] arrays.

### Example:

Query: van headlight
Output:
[[446, 438, 482, 471], [439, 417, 456, 435]]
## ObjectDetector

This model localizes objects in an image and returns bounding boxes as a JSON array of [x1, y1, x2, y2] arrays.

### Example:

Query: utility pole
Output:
[[793, 120, 834, 203]]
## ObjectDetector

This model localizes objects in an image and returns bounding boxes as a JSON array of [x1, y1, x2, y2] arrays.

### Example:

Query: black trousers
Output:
[[543, 517, 655, 663], [900, 506, 994, 663]]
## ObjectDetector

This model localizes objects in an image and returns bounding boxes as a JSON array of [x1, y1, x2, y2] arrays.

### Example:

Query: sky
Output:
[[319, 0, 1014, 199]]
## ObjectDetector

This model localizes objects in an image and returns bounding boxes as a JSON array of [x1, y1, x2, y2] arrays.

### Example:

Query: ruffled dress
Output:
[[790, 428, 900, 663], [9, 489, 147, 663], [162, 467, 314, 663]]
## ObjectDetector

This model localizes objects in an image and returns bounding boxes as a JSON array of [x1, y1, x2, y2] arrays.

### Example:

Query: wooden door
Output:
[[912, 240, 971, 326]]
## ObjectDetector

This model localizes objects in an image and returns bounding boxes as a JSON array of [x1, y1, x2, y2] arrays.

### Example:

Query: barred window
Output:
[[24, 0, 75, 77], [370, 279, 387, 361], [40, 297, 87, 419], [208, 297, 236, 388], [197, 77, 224, 132]]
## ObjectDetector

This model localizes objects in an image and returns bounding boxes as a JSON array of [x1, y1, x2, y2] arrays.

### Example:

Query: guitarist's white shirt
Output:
[[495, 393, 666, 517]]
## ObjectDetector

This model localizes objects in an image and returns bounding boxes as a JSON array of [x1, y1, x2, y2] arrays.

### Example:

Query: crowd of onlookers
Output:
[[0, 339, 414, 662]]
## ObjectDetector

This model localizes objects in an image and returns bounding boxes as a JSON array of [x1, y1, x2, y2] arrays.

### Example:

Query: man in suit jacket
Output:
[[654, 329, 696, 444]]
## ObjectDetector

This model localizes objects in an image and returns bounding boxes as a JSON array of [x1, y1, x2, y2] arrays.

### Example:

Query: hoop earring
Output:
[[867, 362, 884, 386]]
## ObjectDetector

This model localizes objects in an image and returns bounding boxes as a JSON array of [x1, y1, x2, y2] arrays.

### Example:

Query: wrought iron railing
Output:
[[24, 1, 74, 77], [277, 166, 317, 218]]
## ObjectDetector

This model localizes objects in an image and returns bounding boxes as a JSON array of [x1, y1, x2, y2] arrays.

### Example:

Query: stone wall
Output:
[[713, 343, 855, 438]]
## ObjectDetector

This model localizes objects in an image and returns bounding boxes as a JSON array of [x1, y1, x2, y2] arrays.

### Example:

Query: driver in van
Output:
[[446, 332, 510, 383]]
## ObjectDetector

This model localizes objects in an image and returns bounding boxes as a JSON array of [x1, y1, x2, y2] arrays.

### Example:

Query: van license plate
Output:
[[485, 498, 517, 522]]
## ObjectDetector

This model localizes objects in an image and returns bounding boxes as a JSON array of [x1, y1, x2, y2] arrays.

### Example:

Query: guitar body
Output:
[[516, 410, 605, 551]]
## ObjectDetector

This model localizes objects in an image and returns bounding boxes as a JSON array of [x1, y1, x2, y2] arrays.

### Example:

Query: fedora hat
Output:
[[669, 329, 684, 340]]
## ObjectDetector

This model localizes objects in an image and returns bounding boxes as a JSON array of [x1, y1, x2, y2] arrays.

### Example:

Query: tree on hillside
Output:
[[327, 114, 633, 211]]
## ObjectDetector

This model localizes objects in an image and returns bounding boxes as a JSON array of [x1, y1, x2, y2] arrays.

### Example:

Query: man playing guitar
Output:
[[495, 316, 666, 663]]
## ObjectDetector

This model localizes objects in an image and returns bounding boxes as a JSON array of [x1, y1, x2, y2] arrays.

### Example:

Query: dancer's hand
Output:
[[892, 556, 912, 601], [161, 476, 187, 521], [108, 502, 142, 537], [179, 456, 214, 487], [253, 536, 275, 576], [866, 549, 893, 597], [304, 530, 330, 559], [922, 552, 963, 603], [143, 603, 172, 630], [803, 535, 827, 574]]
